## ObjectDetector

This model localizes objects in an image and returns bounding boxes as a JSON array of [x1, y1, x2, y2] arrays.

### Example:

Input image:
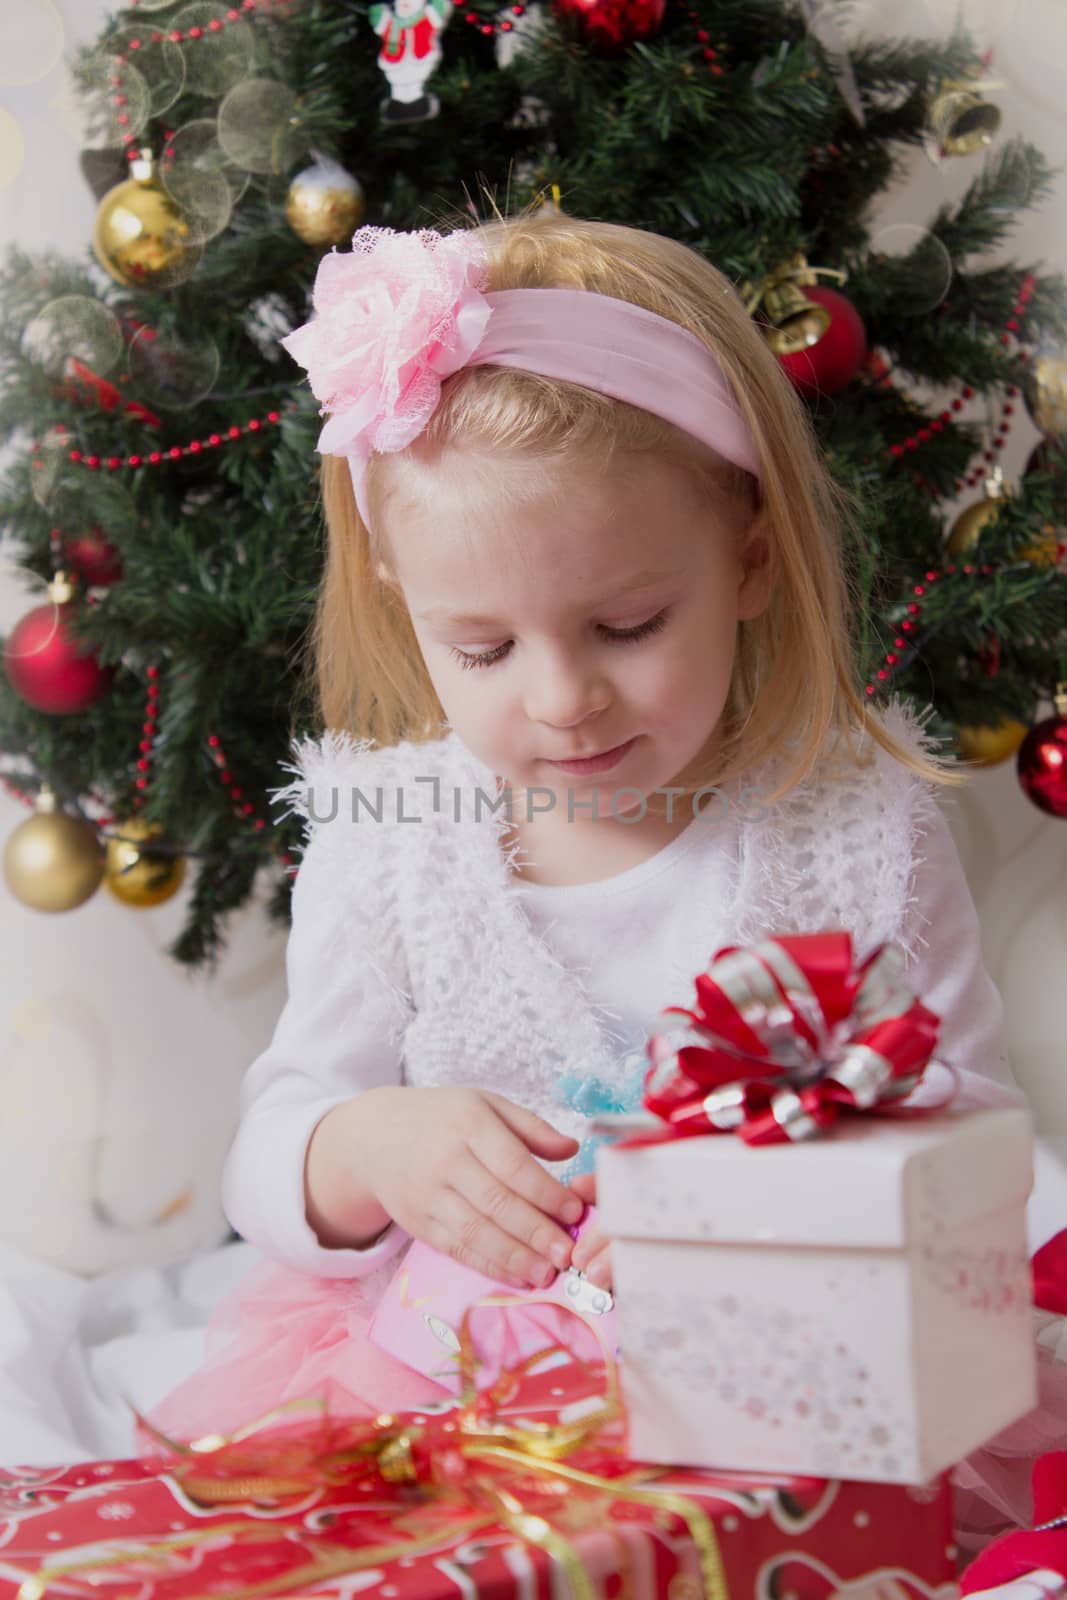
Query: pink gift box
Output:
[[598, 1106, 1039, 1484], [368, 1207, 618, 1393]]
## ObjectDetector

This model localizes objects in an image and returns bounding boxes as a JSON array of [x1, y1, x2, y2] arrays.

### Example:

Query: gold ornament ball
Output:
[[93, 153, 192, 290], [947, 494, 1006, 555], [285, 159, 366, 246], [1019, 522, 1063, 567], [3, 805, 105, 912], [957, 718, 1030, 766], [105, 817, 186, 908], [1024, 353, 1067, 441]]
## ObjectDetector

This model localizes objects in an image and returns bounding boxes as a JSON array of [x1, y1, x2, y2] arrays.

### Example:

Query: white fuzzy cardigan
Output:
[[220, 697, 1020, 1280]]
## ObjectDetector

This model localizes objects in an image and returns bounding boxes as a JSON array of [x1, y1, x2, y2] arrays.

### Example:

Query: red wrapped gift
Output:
[[0, 1329, 960, 1600], [0, 1454, 958, 1600]]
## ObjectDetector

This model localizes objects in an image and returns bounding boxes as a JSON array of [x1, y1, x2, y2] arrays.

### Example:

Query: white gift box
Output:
[[596, 1107, 1038, 1484]]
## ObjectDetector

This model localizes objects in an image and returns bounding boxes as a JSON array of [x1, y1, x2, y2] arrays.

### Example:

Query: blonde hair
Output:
[[302, 202, 966, 806]]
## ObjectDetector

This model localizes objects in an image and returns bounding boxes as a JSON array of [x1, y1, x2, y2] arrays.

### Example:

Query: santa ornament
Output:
[[369, 0, 453, 124]]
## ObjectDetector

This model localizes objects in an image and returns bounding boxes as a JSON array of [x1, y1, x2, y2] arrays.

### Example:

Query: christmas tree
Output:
[[1, 0, 1066, 968]]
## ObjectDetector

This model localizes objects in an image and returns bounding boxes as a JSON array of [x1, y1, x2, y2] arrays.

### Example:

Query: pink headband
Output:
[[279, 225, 761, 529]]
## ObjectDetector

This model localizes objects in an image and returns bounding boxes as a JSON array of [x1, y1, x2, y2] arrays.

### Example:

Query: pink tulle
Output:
[[141, 1253, 612, 1456], [141, 1257, 452, 1450], [278, 225, 492, 471], [952, 1306, 1067, 1558]]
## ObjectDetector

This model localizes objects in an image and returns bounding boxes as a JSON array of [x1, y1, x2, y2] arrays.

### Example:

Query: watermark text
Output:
[[302, 778, 770, 826]]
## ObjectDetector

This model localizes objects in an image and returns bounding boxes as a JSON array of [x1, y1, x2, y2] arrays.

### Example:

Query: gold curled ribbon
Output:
[[15, 1296, 729, 1600], [465, 1444, 729, 1600]]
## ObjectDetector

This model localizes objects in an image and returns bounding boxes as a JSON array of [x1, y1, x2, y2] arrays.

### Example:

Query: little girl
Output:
[[147, 206, 1035, 1540]]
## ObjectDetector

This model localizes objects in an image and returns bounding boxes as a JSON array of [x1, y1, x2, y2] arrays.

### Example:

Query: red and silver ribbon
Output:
[[600, 930, 944, 1148]]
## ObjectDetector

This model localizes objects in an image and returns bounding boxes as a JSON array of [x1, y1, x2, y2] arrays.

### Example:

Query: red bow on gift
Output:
[[612, 930, 944, 1148]]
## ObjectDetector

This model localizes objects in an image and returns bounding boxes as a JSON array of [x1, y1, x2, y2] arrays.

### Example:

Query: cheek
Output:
[[417, 646, 488, 725], [637, 618, 733, 695], [685, 602, 739, 671], [441, 669, 513, 738], [632, 621, 736, 732]]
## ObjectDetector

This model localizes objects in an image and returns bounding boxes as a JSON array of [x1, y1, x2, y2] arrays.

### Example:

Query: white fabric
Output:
[[222, 696, 1021, 1279], [0, 1236, 255, 1464]]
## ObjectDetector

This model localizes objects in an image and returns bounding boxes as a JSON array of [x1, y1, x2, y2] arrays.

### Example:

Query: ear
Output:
[[736, 508, 775, 622]]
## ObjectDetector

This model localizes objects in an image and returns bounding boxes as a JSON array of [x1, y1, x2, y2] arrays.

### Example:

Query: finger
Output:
[[482, 1092, 581, 1164], [429, 1187, 558, 1289], [585, 1242, 613, 1291], [471, 1104, 584, 1227], [567, 1173, 597, 1206], [571, 1223, 605, 1273], [452, 1151, 575, 1275]]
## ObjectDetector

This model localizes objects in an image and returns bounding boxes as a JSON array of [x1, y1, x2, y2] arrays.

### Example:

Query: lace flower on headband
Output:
[[279, 225, 492, 473]]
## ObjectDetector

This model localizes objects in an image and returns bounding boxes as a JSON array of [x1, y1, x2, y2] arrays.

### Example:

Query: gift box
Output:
[[0, 1455, 961, 1600], [597, 1105, 1038, 1485], [0, 1342, 962, 1600]]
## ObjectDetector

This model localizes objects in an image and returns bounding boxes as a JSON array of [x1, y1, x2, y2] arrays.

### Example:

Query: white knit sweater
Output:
[[221, 697, 1020, 1282]]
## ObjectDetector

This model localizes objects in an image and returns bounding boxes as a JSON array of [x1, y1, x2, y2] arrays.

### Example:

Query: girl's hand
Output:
[[567, 1172, 614, 1291], [335, 1085, 584, 1289]]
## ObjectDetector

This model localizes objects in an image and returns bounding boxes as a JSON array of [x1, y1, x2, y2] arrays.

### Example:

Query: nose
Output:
[[522, 645, 611, 730]]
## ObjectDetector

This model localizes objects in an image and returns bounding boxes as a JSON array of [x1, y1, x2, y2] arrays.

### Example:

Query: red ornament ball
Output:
[[551, 0, 665, 52], [63, 527, 124, 588], [772, 285, 868, 398], [1016, 709, 1067, 819], [4, 597, 115, 714]]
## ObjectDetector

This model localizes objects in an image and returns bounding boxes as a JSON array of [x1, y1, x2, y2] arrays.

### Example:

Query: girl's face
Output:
[[381, 449, 773, 813]]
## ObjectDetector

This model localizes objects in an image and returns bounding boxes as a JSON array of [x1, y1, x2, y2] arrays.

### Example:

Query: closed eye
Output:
[[448, 609, 671, 671]]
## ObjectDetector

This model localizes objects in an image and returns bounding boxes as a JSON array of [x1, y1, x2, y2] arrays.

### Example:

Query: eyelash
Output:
[[448, 609, 671, 671]]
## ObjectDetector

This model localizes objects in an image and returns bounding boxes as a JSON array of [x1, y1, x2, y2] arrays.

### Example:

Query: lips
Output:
[[563, 743, 626, 761], [546, 737, 638, 774]]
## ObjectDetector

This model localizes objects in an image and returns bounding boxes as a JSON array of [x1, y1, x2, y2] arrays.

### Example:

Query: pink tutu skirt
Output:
[[141, 1254, 452, 1449]]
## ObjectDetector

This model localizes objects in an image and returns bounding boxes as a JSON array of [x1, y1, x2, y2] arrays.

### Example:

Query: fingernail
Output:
[[562, 1197, 584, 1225], [534, 1261, 557, 1288], [588, 1259, 610, 1288], [550, 1240, 572, 1270]]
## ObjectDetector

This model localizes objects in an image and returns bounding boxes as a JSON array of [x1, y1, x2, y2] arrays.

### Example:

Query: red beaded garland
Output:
[[205, 730, 295, 868], [130, 664, 160, 808], [884, 274, 1036, 494], [860, 560, 1021, 699], [33, 410, 285, 479], [679, 0, 724, 74]]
